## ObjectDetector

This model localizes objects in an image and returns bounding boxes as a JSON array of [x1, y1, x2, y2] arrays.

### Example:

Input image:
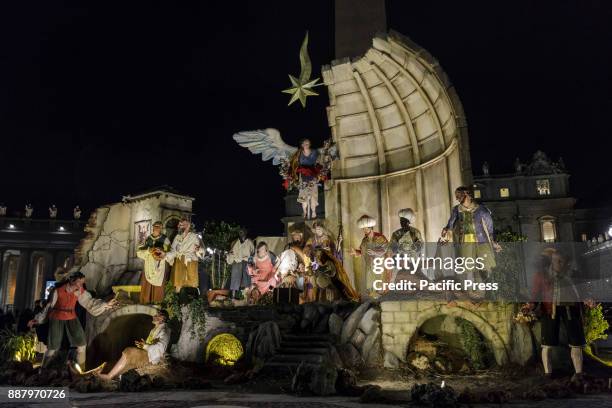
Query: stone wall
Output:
[[172, 305, 299, 363], [73, 189, 194, 295], [79, 204, 131, 294], [330, 301, 382, 369], [380, 300, 529, 368]]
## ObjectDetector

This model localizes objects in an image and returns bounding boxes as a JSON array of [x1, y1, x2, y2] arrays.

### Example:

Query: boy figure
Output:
[[137, 221, 171, 303], [227, 228, 254, 299], [28, 271, 117, 370], [98, 309, 170, 381]]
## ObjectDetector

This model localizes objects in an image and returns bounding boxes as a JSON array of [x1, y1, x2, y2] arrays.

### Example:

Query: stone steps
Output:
[[277, 347, 329, 355], [279, 341, 331, 349], [267, 353, 325, 364], [282, 334, 331, 342], [261, 333, 335, 376]]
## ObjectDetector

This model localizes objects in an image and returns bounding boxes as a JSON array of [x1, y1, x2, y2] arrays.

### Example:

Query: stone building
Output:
[[0, 187, 196, 311], [0, 215, 86, 312], [75, 186, 194, 295], [473, 151, 576, 242]]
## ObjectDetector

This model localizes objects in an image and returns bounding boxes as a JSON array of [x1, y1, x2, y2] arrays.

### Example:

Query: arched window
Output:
[[33, 257, 46, 302], [3, 255, 19, 306], [164, 216, 180, 242], [539, 216, 557, 243]]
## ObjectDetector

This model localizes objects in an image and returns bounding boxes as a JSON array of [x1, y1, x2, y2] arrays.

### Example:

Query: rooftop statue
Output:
[[24, 203, 33, 218], [49, 204, 58, 219]]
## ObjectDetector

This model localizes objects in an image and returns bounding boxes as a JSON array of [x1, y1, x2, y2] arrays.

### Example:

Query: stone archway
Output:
[[86, 305, 160, 369], [381, 300, 514, 366], [89, 304, 160, 345]]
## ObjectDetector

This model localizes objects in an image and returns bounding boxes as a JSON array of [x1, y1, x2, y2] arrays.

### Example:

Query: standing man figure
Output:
[[226, 228, 254, 299], [73, 206, 82, 220], [49, 204, 58, 219], [442, 186, 501, 300], [389, 208, 423, 280], [0, 203, 7, 216], [28, 271, 117, 370], [164, 218, 203, 293], [350, 215, 390, 295], [525, 249, 591, 380], [137, 221, 171, 303]]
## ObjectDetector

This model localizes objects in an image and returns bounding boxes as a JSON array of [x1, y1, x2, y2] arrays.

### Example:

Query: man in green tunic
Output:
[[389, 208, 423, 281], [137, 221, 171, 304]]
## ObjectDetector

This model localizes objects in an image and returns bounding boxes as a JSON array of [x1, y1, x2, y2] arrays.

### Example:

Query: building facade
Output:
[[474, 151, 576, 242], [0, 216, 86, 312]]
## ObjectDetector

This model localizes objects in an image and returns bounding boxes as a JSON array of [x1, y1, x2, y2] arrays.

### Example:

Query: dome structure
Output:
[[322, 31, 472, 292], [323, 31, 471, 179]]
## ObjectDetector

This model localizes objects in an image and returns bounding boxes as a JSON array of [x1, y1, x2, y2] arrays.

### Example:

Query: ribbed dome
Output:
[[322, 31, 471, 181]]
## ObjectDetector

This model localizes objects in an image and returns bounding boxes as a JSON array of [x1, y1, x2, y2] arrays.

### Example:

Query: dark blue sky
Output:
[[1, 1, 611, 235]]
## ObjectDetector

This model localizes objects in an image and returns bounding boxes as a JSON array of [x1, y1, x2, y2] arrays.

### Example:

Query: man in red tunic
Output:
[[523, 249, 592, 380], [29, 271, 117, 370]]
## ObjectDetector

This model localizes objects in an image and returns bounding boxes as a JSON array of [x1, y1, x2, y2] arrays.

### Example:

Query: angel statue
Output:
[[233, 128, 337, 219]]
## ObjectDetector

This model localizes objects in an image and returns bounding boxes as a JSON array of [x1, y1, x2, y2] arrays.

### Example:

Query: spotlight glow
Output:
[[205, 333, 243, 366]]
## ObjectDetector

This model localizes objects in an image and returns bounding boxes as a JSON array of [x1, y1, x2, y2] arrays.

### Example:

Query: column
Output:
[[14, 249, 31, 311], [0, 249, 5, 306]]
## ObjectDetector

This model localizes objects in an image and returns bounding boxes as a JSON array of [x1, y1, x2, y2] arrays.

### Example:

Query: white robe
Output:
[[226, 239, 254, 264], [143, 323, 171, 364], [137, 248, 168, 287], [165, 232, 204, 266]]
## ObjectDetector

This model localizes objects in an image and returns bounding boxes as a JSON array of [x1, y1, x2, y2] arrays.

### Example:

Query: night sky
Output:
[[2, 1, 612, 235]]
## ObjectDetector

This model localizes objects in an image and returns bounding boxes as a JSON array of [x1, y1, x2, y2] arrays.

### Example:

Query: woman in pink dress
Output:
[[247, 242, 278, 299]]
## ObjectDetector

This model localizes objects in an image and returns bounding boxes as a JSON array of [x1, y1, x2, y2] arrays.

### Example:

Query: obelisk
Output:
[[335, 0, 387, 59]]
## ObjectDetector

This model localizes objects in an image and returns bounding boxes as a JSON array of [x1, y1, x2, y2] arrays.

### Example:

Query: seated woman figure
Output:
[[97, 310, 170, 381], [247, 242, 278, 298]]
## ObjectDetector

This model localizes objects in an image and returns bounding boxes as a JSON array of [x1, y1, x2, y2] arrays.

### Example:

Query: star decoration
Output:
[[282, 75, 321, 108], [282, 31, 322, 108]]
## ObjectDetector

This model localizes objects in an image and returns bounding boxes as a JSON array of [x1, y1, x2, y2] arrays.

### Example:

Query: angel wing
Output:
[[233, 128, 297, 165]]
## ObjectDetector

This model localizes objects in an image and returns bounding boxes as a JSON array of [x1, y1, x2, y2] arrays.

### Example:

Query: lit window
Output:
[[474, 189, 481, 199], [540, 217, 557, 242], [536, 179, 550, 196], [499, 188, 510, 198], [581, 233, 587, 242]]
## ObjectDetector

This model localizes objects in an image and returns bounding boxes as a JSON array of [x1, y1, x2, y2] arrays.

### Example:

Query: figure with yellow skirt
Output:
[[441, 186, 501, 300], [163, 218, 204, 292], [137, 221, 171, 303]]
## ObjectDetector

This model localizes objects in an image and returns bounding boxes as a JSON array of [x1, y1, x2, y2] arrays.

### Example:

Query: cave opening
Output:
[[407, 315, 495, 373], [87, 314, 154, 370]]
